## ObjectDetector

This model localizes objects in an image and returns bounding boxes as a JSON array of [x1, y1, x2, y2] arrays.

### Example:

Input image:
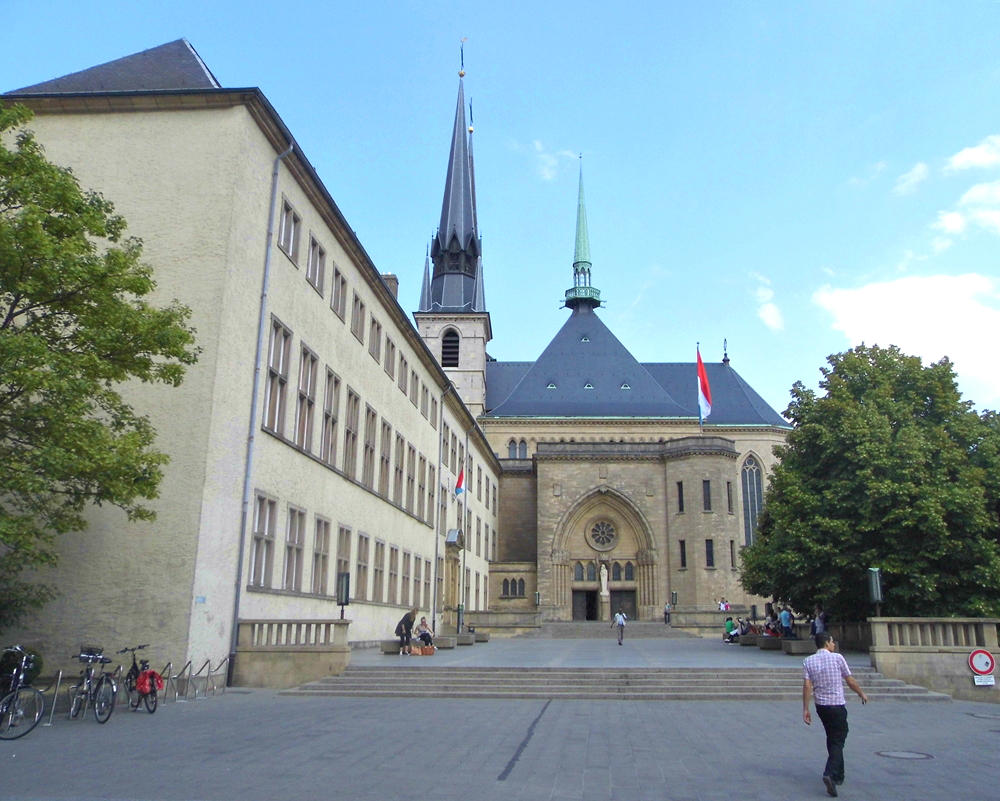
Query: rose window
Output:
[[588, 521, 617, 550]]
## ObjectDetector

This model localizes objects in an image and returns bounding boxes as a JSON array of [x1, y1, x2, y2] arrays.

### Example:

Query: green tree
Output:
[[740, 344, 1000, 620], [0, 104, 199, 631]]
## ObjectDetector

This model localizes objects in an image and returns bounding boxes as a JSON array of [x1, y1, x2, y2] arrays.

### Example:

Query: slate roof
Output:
[[8, 39, 220, 94], [484, 306, 788, 426]]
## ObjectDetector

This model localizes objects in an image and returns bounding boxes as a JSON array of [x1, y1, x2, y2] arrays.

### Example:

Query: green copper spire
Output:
[[565, 157, 601, 309]]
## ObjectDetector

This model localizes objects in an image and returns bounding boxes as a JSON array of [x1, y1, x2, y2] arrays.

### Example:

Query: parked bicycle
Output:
[[67, 647, 116, 723], [0, 645, 45, 740], [118, 644, 160, 713]]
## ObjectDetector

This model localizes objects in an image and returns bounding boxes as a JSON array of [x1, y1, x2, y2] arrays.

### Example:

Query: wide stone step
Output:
[[281, 666, 949, 702]]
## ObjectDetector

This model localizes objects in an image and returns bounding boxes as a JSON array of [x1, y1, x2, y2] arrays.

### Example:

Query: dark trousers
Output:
[[815, 704, 849, 783]]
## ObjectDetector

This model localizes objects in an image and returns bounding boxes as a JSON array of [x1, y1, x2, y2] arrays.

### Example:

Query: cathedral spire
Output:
[[426, 63, 484, 312], [565, 157, 601, 310]]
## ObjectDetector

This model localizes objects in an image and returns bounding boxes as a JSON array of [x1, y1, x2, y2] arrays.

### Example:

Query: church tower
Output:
[[414, 66, 491, 416]]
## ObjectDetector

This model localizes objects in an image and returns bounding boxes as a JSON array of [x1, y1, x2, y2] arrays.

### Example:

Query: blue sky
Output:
[[5, 1, 1000, 415]]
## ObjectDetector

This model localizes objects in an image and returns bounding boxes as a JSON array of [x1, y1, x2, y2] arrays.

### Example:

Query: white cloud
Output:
[[946, 134, 1000, 171], [970, 208, 1000, 235], [751, 274, 783, 331], [892, 162, 928, 195], [931, 237, 952, 254], [932, 210, 967, 234], [959, 180, 1000, 206], [813, 274, 1000, 409]]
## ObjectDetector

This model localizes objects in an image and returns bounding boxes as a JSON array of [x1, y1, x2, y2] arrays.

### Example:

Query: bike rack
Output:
[[158, 661, 174, 703], [207, 656, 229, 697], [171, 660, 193, 702], [39, 670, 62, 727]]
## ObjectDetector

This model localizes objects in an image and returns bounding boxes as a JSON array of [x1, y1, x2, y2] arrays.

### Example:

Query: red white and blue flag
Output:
[[696, 346, 712, 425], [454, 468, 465, 496]]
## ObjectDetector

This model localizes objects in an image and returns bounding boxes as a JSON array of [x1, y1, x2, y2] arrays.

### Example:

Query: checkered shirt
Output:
[[802, 648, 851, 705]]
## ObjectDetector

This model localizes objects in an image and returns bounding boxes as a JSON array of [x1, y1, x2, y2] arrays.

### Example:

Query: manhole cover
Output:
[[876, 751, 933, 760]]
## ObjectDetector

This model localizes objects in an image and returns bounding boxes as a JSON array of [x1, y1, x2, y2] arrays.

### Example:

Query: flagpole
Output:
[[460, 428, 470, 632]]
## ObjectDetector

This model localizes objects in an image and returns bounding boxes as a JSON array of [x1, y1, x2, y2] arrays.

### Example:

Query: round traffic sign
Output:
[[969, 649, 996, 676]]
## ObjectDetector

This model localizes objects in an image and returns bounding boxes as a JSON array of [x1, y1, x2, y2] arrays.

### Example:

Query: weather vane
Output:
[[460, 37, 467, 76]]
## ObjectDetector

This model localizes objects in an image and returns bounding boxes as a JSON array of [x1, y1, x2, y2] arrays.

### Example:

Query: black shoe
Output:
[[823, 775, 837, 797]]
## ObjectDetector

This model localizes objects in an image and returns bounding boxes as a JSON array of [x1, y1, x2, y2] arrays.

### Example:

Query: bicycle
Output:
[[0, 645, 45, 740], [118, 644, 160, 713], [67, 647, 116, 723]]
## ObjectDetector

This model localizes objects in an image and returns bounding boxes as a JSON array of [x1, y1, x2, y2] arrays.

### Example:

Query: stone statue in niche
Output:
[[600, 563, 609, 595]]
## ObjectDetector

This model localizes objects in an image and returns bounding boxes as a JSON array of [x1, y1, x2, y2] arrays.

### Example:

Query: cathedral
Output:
[[415, 71, 791, 625]]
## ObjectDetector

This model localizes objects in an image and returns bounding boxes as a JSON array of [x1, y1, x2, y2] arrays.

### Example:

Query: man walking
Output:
[[611, 609, 627, 645], [802, 632, 869, 796]]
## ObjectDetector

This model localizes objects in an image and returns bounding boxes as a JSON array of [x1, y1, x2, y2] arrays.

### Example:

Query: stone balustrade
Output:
[[233, 618, 351, 688]]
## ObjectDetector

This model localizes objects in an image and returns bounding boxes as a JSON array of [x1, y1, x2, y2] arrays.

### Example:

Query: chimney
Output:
[[381, 273, 399, 298]]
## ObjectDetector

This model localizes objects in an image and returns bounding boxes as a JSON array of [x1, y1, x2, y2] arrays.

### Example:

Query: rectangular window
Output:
[[426, 466, 436, 525], [430, 397, 438, 429], [477, 467, 482, 501], [320, 370, 340, 467], [450, 434, 457, 473], [476, 517, 482, 556], [412, 556, 421, 608], [676, 481, 685, 513], [351, 292, 365, 343], [342, 389, 360, 479], [420, 385, 429, 418], [465, 567, 471, 609], [372, 540, 385, 602], [393, 434, 405, 505], [492, 485, 497, 516], [703, 480, 712, 512], [378, 420, 392, 497], [705, 538, 715, 568], [294, 346, 318, 451], [417, 455, 427, 520], [331, 266, 347, 319], [475, 572, 480, 610], [384, 337, 396, 379], [401, 551, 411, 606], [263, 319, 292, 434], [362, 406, 377, 488], [398, 355, 408, 395], [278, 199, 300, 262], [727, 481, 734, 514], [312, 518, 330, 595], [250, 494, 276, 587], [409, 370, 419, 406], [388, 546, 399, 605], [306, 236, 325, 293], [355, 533, 369, 601], [368, 317, 382, 362], [492, 529, 497, 561], [730, 539, 736, 569], [405, 444, 416, 512], [336, 525, 351, 586], [425, 558, 432, 610], [679, 539, 687, 569], [283, 507, 305, 592]]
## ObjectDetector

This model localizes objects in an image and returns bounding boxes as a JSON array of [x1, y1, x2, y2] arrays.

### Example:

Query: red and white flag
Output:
[[454, 468, 465, 496], [696, 346, 712, 424]]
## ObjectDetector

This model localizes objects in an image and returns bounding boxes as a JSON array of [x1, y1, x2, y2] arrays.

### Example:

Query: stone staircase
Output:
[[281, 665, 950, 702], [527, 621, 698, 639]]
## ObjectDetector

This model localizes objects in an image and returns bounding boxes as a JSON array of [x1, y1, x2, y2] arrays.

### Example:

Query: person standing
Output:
[[663, 601, 671, 625], [611, 609, 627, 645], [780, 605, 795, 637], [395, 608, 417, 655], [802, 632, 869, 797]]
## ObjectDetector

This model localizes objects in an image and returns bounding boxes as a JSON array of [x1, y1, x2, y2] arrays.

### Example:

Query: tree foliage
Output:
[[740, 344, 1000, 620], [0, 104, 199, 630]]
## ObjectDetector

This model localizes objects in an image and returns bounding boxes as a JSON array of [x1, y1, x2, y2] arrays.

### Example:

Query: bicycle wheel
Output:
[[143, 689, 157, 714], [68, 688, 84, 719], [0, 687, 45, 740], [93, 676, 115, 723], [125, 674, 140, 709]]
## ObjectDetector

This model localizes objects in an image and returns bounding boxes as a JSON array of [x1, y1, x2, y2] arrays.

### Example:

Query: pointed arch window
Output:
[[518, 440, 527, 459], [517, 578, 525, 597], [441, 329, 460, 367], [507, 439, 517, 459], [741, 456, 764, 546], [586, 562, 596, 582], [574, 562, 584, 581], [624, 562, 635, 581], [502, 578, 510, 596], [611, 562, 622, 581]]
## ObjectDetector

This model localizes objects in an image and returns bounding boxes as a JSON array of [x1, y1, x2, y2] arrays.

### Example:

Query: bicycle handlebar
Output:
[[116, 644, 150, 654], [73, 653, 112, 664]]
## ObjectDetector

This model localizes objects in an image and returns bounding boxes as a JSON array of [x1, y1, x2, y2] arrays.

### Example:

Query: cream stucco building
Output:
[[4, 41, 498, 674]]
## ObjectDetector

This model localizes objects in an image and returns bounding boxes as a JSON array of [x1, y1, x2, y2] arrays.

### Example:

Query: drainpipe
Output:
[[228, 142, 294, 685], [430, 383, 453, 635]]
